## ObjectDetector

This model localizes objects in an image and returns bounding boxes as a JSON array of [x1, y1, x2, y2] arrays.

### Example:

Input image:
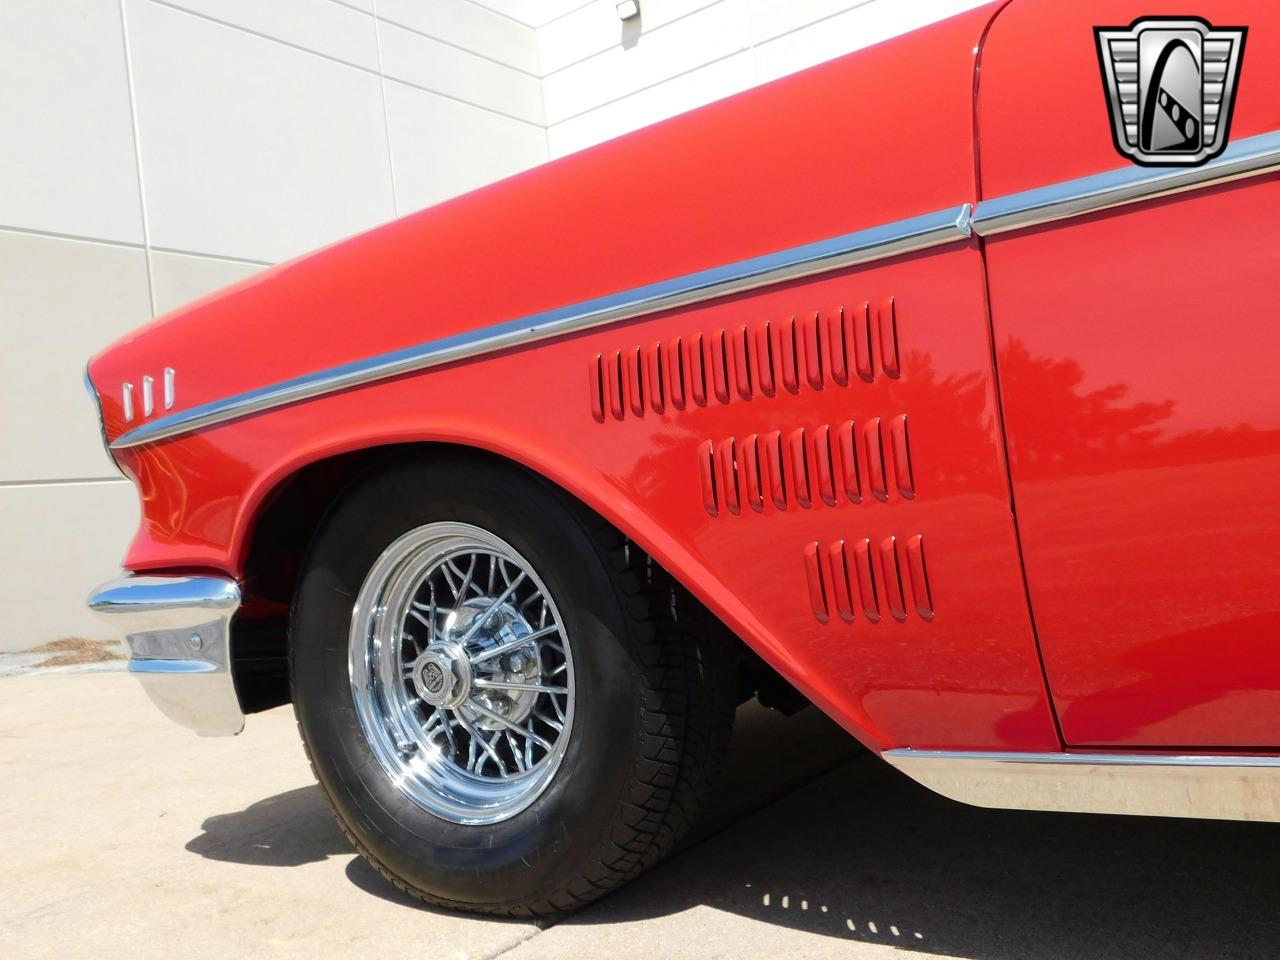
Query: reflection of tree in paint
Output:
[[999, 337, 1280, 480], [891, 348, 999, 489], [999, 338, 1173, 480]]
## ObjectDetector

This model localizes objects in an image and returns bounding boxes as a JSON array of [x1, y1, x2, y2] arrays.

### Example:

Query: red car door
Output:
[[978, 0, 1280, 747]]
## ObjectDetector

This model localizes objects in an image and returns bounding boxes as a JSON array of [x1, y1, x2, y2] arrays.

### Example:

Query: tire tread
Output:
[[290, 488, 735, 918]]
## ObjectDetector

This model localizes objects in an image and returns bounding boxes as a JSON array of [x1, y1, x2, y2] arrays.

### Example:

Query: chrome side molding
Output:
[[89, 575, 244, 736], [971, 127, 1280, 235], [110, 204, 973, 449], [107, 125, 1280, 450], [884, 748, 1280, 822]]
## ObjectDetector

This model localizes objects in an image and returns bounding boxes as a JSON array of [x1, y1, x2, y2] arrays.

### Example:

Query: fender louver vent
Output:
[[803, 535, 933, 624], [697, 415, 913, 516], [590, 298, 900, 422]]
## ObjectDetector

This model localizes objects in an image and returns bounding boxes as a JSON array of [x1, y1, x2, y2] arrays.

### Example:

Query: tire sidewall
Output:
[[292, 457, 650, 907]]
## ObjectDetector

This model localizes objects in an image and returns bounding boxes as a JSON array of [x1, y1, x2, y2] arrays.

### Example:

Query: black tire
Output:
[[290, 454, 736, 916]]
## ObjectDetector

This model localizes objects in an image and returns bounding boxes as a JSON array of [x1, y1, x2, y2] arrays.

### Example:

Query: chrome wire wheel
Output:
[[349, 522, 576, 825]]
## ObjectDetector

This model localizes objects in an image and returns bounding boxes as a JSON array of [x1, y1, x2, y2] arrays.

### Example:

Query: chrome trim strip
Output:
[[884, 747, 1280, 822], [83, 365, 124, 478], [89, 575, 244, 736], [110, 204, 973, 448], [107, 122, 1280, 451], [972, 127, 1280, 236]]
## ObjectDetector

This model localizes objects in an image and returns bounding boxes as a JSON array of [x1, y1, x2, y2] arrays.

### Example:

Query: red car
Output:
[[86, 0, 1279, 916]]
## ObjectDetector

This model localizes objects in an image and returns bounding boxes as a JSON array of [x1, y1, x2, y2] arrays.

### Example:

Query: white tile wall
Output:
[[0, 231, 150, 484], [156, 0, 382, 69], [0, 0, 991, 649], [482, 0, 589, 29], [124, 0, 396, 264], [547, 50, 755, 157], [150, 250, 268, 316], [377, 19, 545, 124], [537, 0, 722, 74], [376, 0, 542, 74], [542, 1, 750, 125], [0, 480, 140, 650], [384, 83, 548, 214], [0, 0, 144, 243], [753, 0, 992, 83], [538, 0, 993, 156], [747, 0, 877, 43]]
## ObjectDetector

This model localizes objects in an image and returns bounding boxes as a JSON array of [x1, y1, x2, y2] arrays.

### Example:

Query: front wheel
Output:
[[291, 455, 735, 916]]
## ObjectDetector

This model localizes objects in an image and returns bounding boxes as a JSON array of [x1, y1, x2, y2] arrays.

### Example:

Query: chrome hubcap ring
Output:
[[348, 522, 576, 825]]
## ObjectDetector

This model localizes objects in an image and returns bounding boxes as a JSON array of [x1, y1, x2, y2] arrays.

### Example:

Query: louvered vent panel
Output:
[[591, 296, 901, 421], [717, 437, 741, 515], [697, 440, 718, 516], [698, 415, 913, 516], [803, 536, 933, 624]]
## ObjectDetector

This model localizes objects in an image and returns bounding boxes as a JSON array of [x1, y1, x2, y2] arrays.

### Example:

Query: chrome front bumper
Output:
[[88, 575, 244, 736]]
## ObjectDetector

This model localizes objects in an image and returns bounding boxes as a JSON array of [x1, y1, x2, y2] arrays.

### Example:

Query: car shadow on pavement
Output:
[[185, 704, 1280, 958], [564, 752, 1280, 959], [185, 783, 349, 868]]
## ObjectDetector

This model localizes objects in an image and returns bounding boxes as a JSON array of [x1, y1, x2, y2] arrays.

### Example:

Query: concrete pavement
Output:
[[2, 672, 1278, 959]]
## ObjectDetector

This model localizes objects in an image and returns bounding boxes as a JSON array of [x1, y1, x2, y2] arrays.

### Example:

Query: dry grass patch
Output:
[[28, 637, 124, 668]]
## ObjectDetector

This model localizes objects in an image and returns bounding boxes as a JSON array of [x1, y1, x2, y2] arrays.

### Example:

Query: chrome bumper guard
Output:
[[88, 575, 244, 736]]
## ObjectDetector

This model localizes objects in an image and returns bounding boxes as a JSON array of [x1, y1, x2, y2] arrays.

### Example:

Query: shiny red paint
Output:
[[90, 2, 1064, 755], [976, 0, 1280, 198], [92, 0, 1280, 757], [979, 1, 1280, 747]]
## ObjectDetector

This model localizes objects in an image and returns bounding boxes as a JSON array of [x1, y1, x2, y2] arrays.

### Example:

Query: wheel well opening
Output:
[[232, 442, 803, 716]]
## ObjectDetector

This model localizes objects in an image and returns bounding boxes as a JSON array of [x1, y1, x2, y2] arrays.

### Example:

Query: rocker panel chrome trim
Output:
[[971, 127, 1280, 235], [884, 747, 1280, 822], [110, 204, 973, 449]]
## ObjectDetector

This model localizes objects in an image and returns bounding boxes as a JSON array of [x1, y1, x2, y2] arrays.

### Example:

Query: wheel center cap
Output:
[[412, 642, 470, 709]]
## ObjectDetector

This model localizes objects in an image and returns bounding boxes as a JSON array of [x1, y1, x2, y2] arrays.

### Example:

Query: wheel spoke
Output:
[[352, 525, 576, 823], [469, 623, 559, 664], [440, 560, 460, 600], [435, 708, 459, 756], [534, 709, 564, 733], [505, 731, 528, 773], [449, 555, 478, 600], [453, 573, 527, 647], [456, 711, 506, 774], [481, 731, 507, 776], [468, 699, 554, 751], [473, 677, 569, 695]]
